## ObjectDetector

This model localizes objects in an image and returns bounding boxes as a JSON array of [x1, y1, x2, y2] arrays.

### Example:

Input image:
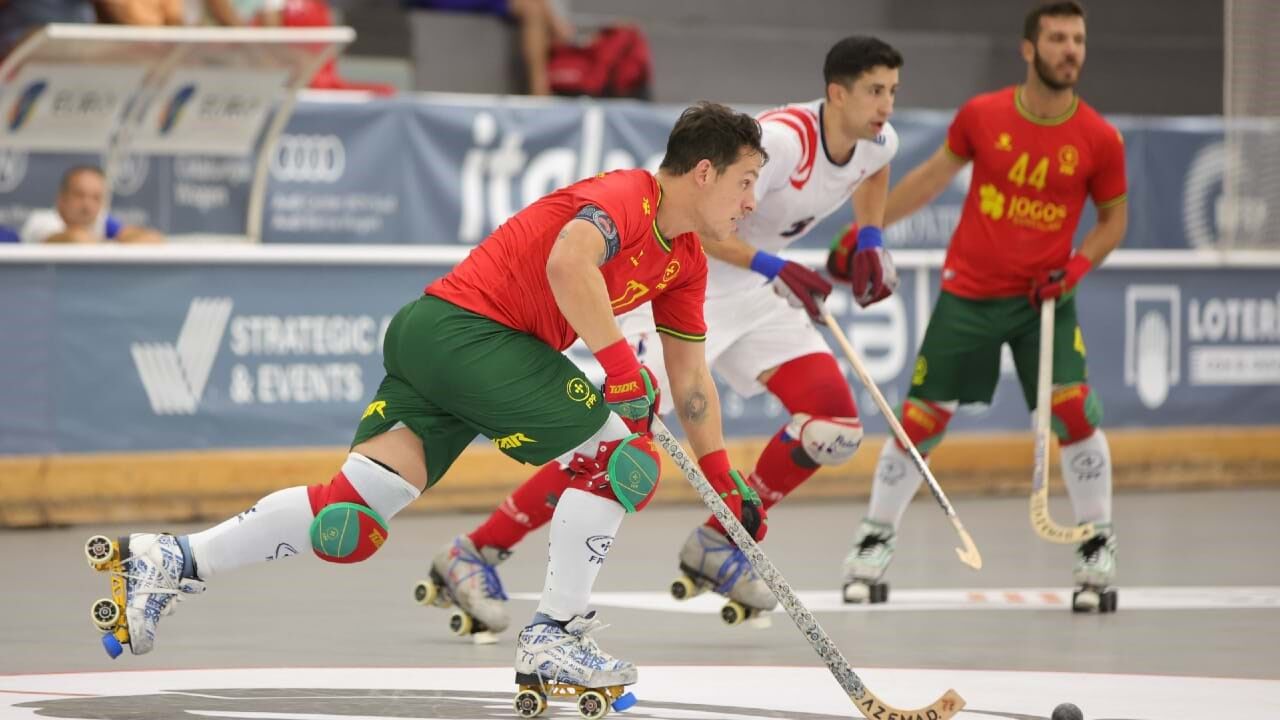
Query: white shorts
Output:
[[619, 284, 832, 405]]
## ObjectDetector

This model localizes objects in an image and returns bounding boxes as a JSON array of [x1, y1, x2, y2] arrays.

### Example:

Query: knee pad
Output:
[[307, 453, 419, 563], [786, 413, 864, 466], [898, 398, 955, 455], [1050, 382, 1103, 444], [567, 433, 662, 513]]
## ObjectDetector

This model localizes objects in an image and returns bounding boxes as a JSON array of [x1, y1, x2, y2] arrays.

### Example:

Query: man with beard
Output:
[[841, 0, 1128, 612]]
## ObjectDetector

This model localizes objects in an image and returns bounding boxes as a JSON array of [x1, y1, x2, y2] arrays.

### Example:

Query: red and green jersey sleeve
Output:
[[940, 87, 1128, 299]]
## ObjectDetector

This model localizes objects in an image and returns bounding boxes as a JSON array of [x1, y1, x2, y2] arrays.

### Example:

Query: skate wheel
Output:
[[101, 632, 124, 659], [1072, 588, 1100, 613], [870, 582, 889, 604], [89, 598, 121, 630], [85, 535, 115, 568], [611, 691, 636, 711], [1099, 589, 1118, 613], [842, 581, 870, 604], [720, 600, 746, 626], [413, 580, 437, 606], [670, 576, 695, 601], [578, 689, 609, 719], [449, 610, 473, 637], [514, 688, 547, 718]]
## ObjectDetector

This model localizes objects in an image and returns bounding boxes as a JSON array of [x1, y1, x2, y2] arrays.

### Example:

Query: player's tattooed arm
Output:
[[681, 389, 709, 424], [661, 333, 729, 457]]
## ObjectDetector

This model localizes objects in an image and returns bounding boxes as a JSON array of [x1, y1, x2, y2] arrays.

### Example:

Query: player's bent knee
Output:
[[788, 413, 864, 466], [307, 452, 420, 563], [898, 398, 955, 455], [568, 433, 662, 513], [1050, 382, 1103, 444]]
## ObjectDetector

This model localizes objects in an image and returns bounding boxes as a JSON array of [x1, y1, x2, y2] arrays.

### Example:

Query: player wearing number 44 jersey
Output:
[[424, 35, 905, 634], [844, 0, 1127, 611], [83, 102, 770, 710]]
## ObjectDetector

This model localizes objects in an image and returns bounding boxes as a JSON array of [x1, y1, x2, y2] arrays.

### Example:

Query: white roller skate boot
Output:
[[84, 533, 206, 658], [1072, 524, 1117, 613], [842, 519, 895, 604], [418, 534, 511, 643], [513, 611, 637, 719], [670, 525, 776, 627]]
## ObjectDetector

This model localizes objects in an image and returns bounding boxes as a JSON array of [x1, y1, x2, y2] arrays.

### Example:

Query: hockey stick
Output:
[[822, 312, 983, 571], [1030, 299, 1096, 544], [652, 417, 965, 720]]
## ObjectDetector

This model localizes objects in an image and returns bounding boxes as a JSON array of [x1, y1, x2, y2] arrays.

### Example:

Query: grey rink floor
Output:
[[2, 489, 1278, 680]]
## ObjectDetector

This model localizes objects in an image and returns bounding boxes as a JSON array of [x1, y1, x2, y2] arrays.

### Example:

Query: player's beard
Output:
[[1033, 48, 1079, 91]]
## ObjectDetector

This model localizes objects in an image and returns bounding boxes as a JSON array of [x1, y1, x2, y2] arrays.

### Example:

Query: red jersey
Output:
[[942, 86, 1127, 299], [428, 169, 708, 351]]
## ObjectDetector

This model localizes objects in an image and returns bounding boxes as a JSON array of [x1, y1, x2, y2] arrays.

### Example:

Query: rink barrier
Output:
[[1, 426, 1276, 528]]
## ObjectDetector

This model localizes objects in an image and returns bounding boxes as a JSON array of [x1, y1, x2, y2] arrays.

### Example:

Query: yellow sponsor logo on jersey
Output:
[[361, 400, 387, 420], [610, 279, 649, 310], [979, 184, 1006, 220], [995, 132, 1014, 151], [1005, 194, 1069, 231], [642, 197, 652, 216], [495, 432, 537, 450], [1058, 145, 1079, 176], [662, 260, 680, 283]]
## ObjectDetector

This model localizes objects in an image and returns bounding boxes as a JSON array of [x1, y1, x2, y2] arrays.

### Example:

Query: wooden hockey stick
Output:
[[1031, 299, 1096, 544], [652, 417, 965, 720], [822, 313, 983, 571]]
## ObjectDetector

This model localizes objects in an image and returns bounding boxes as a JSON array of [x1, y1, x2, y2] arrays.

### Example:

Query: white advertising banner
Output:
[[131, 68, 288, 155], [0, 63, 147, 152]]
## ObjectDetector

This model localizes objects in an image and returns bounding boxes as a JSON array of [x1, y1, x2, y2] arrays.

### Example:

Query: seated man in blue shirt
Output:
[[20, 166, 162, 244]]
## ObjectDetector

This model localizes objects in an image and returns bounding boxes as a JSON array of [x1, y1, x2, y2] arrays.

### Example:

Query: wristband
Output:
[[594, 338, 640, 378], [856, 225, 884, 250], [749, 251, 787, 280]]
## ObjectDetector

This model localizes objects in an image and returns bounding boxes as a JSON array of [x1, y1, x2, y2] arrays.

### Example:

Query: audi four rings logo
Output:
[[270, 134, 345, 183]]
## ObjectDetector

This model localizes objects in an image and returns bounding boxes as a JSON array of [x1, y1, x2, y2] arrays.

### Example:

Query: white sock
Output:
[[186, 485, 314, 579], [865, 440, 926, 531], [187, 453, 418, 579], [1061, 429, 1113, 525], [537, 488, 625, 621]]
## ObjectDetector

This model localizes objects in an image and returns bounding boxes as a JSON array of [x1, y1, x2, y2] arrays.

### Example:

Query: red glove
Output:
[[828, 224, 898, 307], [1029, 254, 1092, 306], [595, 339, 659, 433], [699, 449, 768, 541], [751, 251, 832, 322]]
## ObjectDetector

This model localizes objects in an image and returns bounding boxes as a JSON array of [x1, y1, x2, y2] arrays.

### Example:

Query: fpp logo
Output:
[[1124, 285, 1180, 410]]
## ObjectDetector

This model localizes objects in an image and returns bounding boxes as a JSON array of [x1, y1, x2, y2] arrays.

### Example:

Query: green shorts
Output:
[[908, 291, 1089, 411], [352, 295, 609, 486]]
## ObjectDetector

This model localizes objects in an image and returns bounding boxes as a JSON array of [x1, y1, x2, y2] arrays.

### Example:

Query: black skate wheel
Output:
[[577, 689, 609, 720], [89, 598, 120, 630], [513, 688, 547, 717], [870, 582, 889, 604], [670, 576, 695, 601], [1100, 589, 1118, 613], [449, 610, 473, 636], [413, 580, 436, 606], [720, 601, 746, 626], [85, 535, 115, 568]]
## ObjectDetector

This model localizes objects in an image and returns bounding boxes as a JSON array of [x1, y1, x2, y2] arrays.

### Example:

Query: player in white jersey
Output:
[[418, 37, 904, 639]]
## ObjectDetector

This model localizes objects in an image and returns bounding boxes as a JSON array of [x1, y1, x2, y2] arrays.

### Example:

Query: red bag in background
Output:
[[549, 25, 652, 99]]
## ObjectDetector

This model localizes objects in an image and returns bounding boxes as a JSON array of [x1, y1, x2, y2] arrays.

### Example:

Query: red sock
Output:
[[705, 352, 857, 530], [469, 462, 571, 551]]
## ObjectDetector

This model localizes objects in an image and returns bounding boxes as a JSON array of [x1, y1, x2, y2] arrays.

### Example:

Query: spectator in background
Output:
[[0, 226, 19, 243], [410, 0, 574, 96], [0, 0, 97, 60], [21, 166, 163, 244], [185, 0, 282, 26], [95, 0, 184, 25]]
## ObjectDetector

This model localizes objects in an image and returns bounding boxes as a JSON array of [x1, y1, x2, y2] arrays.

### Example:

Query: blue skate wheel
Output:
[[101, 633, 123, 659], [612, 692, 637, 711]]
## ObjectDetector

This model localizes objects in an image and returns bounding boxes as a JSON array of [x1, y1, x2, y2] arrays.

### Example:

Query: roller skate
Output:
[[414, 534, 511, 644], [1072, 524, 1117, 613], [83, 533, 205, 658], [513, 611, 637, 719], [841, 519, 894, 604], [669, 525, 776, 628]]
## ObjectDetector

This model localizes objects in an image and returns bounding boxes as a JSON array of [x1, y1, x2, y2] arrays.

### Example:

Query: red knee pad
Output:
[[898, 398, 953, 455], [1050, 383, 1102, 445], [568, 434, 662, 513], [307, 472, 388, 564]]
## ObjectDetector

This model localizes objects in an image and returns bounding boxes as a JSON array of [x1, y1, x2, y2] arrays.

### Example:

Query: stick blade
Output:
[[852, 687, 966, 720]]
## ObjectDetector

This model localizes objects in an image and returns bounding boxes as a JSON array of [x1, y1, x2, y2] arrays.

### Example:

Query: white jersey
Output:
[[707, 99, 899, 299]]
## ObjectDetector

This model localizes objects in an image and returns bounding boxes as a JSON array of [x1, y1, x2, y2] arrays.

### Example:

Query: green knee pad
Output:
[[310, 502, 389, 564], [608, 433, 662, 513]]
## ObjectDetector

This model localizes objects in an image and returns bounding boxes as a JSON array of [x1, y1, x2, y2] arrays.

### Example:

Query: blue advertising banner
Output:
[[1, 253, 1275, 456], [0, 97, 1240, 250]]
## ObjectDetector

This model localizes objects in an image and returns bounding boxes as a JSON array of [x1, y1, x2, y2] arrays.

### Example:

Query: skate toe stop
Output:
[[472, 630, 499, 645], [101, 633, 123, 659], [612, 692, 637, 711]]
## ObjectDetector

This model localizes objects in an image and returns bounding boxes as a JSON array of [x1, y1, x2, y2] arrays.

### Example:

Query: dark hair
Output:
[[659, 101, 767, 175], [823, 36, 903, 91], [59, 165, 104, 193], [1024, 1, 1086, 42]]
